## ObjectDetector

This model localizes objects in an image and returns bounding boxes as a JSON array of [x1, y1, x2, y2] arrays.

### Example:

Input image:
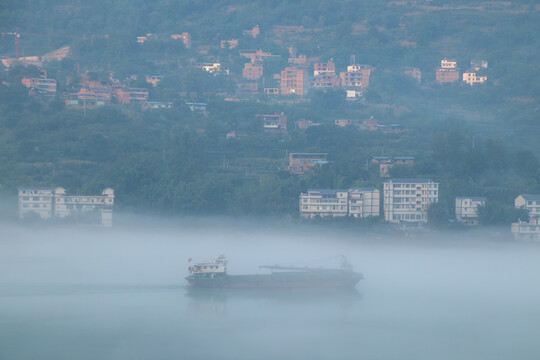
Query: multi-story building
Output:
[[462, 71, 487, 85], [515, 194, 540, 218], [171, 32, 191, 48], [258, 113, 287, 133], [348, 188, 380, 218], [436, 59, 459, 84], [53, 187, 115, 227], [146, 75, 163, 87], [197, 63, 223, 74], [511, 217, 540, 242], [288, 54, 307, 67], [311, 74, 341, 89], [340, 65, 371, 89], [299, 188, 380, 219], [113, 87, 149, 104], [239, 49, 273, 63], [18, 188, 55, 219], [279, 67, 309, 96], [383, 179, 438, 223], [299, 189, 350, 218], [455, 196, 486, 225], [287, 153, 328, 175], [372, 157, 414, 178], [242, 63, 263, 80], [18, 187, 114, 226], [21, 78, 57, 101], [221, 39, 238, 49], [470, 59, 488, 71], [314, 60, 336, 76]]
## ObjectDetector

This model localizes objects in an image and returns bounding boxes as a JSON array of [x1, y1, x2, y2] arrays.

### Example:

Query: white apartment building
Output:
[[18, 187, 55, 219], [299, 189, 349, 218], [299, 188, 380, 219], [511, 217, 540, 242], [18, 187, 115, 226], [515, 194, 540, 218], [383, 179, 438, 223], [348, 188, 380, 218], [455, 196, 486, 225]]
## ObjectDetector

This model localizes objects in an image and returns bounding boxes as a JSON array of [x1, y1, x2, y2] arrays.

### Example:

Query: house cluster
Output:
[[239, 52, 372, 99], [436, 58, 488, 85], [138, 32, 191, 48], [371, 156, 414, 178], [300, 178, 438, 223], [287, 153, 328, 175], [18, 187, 115, 227]]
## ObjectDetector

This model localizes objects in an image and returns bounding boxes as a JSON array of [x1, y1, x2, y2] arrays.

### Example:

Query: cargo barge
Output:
[[185, 256, 362, 289]]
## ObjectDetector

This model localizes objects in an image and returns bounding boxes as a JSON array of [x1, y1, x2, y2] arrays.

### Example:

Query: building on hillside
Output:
[[335, 119, 360, 127], [295, 119, 320, 129], [512, 217, 540, 242], [113, 87, 149, 104], [171, 32, 191, 48], [403, 67, 421, 84], [145, 75, 162, 87], [279, 67, 309, 96], [455, 196, 486, 225], [264, 88, 279, 95], [65, 86, 112, 107], [299, 188, 380, 219], [18, 187, 114, 226], [287, 153, 328, 175], [221, 39, 238, 49], [18, 188, 55, 219], [21, 78, 57, 101], [441, 59, 457, 68], [257, 113, 287, 133], [143, 102, 173, 110], [470, 59, 488, 71], [436, 59, 459, 84], [436, 68, 460, 83], [383, 178, 438, 223], [462, 70, 487, 85], [288, 54, 307, 67], [243, 25, 260, 39], [197, 62, 225, 74], [340, 65, 371, 89], [237, 81, 258, 97], [311, 74, 341, 89], [185, 102, 207, 113], [239, 49, 273, 63], [515, 194, 540, 218], [299, 189, 350, 218], [242, 63, 263, 80], [371, 156, 414, 178], [348, 188, 380, 218], [314, 60, 336, 76]]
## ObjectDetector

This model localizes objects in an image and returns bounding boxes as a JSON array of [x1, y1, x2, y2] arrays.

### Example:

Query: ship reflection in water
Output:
[[185, 286, 363, 317]]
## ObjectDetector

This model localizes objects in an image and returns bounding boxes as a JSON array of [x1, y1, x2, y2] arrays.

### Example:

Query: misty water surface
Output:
[[1, 217, 539, 360]]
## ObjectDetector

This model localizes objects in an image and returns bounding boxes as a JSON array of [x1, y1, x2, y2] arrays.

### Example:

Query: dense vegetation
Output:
[[1, 1, 539, 226]]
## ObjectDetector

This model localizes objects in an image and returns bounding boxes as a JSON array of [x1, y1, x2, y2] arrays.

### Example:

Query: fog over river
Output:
[[1, 217, 539, 360]]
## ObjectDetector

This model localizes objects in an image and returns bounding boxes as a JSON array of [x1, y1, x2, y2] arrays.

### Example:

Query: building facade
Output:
[[348, 188, 380, 218], [455, 196, 486, 225], [462, 71, 487, 85], [18, 187, 115, 226], [383, 179, 438, 223], [258, 112, 287, 133], [279, 67, 309, 96], [300, 188, 380, 219], [512, 217, 540, 242], [288, 153, 328, 175], [515, 194, 540, 218]]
